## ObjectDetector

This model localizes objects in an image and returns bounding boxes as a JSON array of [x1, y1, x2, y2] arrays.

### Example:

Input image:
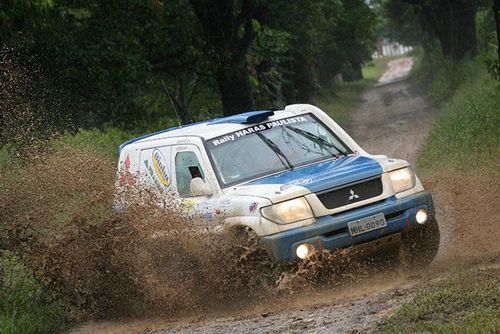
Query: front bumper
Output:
[[260, 191, 435, 262]]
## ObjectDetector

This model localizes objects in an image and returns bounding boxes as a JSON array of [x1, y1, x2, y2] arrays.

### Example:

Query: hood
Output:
[[225, 183, 310, 203], [246, 155, 382, 193]]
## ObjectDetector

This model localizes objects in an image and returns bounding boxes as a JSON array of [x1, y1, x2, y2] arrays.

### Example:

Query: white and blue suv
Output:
[[116, 104, 440, 265]]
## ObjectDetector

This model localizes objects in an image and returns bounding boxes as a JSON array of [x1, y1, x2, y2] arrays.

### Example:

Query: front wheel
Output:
[[400, 218, 440, 269]]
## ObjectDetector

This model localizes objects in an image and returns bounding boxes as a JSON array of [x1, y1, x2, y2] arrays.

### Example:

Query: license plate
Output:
[[348, 213, 387, 236]]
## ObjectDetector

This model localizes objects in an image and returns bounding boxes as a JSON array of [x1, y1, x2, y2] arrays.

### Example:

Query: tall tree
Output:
[[189, 0, 267, 116], [335, 0, 377, 81], [401, 0, 478, 60]]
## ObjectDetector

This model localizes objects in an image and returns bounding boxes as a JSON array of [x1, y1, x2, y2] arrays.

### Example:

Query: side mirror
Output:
[[190, 177, 213, 197]]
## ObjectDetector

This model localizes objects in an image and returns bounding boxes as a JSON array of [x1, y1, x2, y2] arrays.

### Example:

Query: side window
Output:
[[175, 151, 205, 197]]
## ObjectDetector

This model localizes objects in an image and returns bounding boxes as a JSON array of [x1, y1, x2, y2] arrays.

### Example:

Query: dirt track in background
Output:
[[347, 58, 432, 166], [69, 57, 499, 334]]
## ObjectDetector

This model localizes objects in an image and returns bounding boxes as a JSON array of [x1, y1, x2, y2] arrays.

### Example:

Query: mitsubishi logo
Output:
[[348, 189, 360, 201]]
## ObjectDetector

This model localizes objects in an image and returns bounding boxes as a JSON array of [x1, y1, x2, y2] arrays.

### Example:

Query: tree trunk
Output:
[[189, 0, 264, 117], [294, 54, 315, 103], [418, 0, 477, 60], [350, 61, 363, 81], [450, 0, 476, 59], [495, 0, 500, 61], [218, 61, 253, 116]]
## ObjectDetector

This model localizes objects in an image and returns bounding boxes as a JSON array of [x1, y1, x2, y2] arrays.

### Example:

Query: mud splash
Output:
[[0, 143, 402, 322], [424, 173, 500, 265], [0, 144, 289, 319], [0, 47, 297, 321]]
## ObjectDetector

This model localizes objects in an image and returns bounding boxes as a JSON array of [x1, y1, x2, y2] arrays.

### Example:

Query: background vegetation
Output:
[[0, 0, 378, 142], [0, 252, 64, 334]]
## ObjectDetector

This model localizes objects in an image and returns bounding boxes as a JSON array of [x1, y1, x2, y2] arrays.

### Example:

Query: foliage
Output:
[[372, 268, 500, 334], [380, 0, 480, 60], [0, 252, 65, 334], [1, 0, 379, 137], [476, 6, 500, 80], [52, 128, 134, 161], [378, 0, 423, 47]]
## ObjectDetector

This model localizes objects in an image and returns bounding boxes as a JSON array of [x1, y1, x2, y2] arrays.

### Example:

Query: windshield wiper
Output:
[[284, 126, 348, 156], [256, 132, 294, 169]]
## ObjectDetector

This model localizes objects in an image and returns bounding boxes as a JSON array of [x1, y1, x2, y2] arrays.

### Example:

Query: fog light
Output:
[[416, 209, 428, 224], [296, 243, 315, 259]]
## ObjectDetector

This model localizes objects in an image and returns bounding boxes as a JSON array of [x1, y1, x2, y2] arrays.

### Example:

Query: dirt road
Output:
[[69, 57, 451, 334], [348, 58, 432, 166]]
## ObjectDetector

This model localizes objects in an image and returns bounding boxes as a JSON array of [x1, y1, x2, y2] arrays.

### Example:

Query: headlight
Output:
[[389, 167, 415, 193], [261, 197, 313, 225]]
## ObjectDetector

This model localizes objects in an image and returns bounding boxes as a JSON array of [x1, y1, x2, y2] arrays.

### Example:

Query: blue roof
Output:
[[118, 109, 274, 155], [207, 110, 274, 124]]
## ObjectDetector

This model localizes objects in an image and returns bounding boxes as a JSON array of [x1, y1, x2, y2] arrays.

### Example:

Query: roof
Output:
[[119, 105, 314, 154]]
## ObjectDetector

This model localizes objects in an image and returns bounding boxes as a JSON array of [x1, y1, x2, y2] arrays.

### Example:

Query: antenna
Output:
[[160, 80, 182, 126]]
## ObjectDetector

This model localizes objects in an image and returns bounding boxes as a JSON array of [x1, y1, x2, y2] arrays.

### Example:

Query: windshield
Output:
[[205, 114, 351, 187]]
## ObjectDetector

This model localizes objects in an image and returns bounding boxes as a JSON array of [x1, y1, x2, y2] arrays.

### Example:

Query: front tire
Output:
[[400, 218, 440, 269]]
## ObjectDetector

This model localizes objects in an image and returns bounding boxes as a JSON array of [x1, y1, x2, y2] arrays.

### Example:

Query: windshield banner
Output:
[[207, 115, 310, 147]]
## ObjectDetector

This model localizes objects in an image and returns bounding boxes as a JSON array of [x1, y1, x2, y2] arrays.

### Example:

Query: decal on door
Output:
[[152, 149, 171, 187]]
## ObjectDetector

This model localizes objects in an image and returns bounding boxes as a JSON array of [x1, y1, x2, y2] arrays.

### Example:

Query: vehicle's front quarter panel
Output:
[[217, 190, 316, 236], [370, 155, 425, 198]]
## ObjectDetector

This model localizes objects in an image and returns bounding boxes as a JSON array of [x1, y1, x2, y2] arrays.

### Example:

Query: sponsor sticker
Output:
[[249, 202, 258, 214], [208, 115, 310, 147], [152, 149, 170, 187], [119, 154, 136, 185]]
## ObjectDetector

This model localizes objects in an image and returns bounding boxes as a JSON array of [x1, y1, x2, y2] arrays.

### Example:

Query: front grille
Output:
[[317, 177, 383, 210]]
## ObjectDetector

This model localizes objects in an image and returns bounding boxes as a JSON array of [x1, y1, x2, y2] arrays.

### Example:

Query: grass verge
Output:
[[390, 50, 500, 333], [0, 127, 133, 170], [0, 252, 65, 334], [417, 70, 500, 176], [362, 57, 392, 82], [373, 267, 500, 334]]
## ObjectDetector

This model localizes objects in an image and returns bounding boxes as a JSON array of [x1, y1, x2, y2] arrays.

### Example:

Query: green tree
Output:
[[189, 0, 268, 116], [382, 0, 479, 60]]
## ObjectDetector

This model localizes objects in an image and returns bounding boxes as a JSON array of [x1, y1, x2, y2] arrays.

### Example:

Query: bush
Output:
[[52, 127, 134, 161], [0, 252, 65, 334], [412, 49, 483, 105], [0, 127, 134, 171]]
